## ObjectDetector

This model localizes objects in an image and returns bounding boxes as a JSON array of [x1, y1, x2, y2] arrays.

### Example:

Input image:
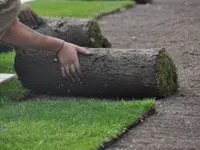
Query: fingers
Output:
[[75, 46, 92, 55], [61, 66, 67, 79], [69, 64, 81, 82], [58, 43, 84, 82], [64, 65, 76, 82], [61, 62, 82, 82], [74, 61, 82, 78]]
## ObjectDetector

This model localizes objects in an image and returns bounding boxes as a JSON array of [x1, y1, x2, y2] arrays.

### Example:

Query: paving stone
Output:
[[0, 74, 16, 83]]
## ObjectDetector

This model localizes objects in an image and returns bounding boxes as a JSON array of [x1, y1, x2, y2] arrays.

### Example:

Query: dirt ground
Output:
[[98, 0, 200, 149]]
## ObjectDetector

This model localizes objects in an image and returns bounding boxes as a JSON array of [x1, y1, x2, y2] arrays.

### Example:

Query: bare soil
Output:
[[98, 0, 200, 149]]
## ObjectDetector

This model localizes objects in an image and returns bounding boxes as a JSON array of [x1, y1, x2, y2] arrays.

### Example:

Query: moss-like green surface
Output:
[[156, 49, 178, 97], [89, 21, 112, 48]]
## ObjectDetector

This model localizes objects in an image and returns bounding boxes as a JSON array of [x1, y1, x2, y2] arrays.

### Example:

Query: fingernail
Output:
[[86, 51, 92, 54], [86, 52, 92, 55]]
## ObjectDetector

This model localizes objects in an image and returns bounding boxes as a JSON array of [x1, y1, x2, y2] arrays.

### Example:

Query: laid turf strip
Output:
[[0, 98, 155, 150], [0, 51, 15, 73]]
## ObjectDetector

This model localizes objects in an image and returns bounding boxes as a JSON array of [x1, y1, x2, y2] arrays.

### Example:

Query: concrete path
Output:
[[98, 0, 200, 149], [0, 74, 16, 83], [21, 0, 34, 3]]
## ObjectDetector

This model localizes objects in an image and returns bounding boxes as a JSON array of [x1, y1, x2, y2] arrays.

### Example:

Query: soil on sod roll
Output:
[[14, 47, 178, 98]]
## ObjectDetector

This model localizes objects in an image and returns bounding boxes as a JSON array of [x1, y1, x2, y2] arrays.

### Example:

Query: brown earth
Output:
[[97, 0, 200, 149]]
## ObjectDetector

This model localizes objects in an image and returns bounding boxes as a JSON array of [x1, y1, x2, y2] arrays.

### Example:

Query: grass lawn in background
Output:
[[0, 51, 15, 73], [0, 1, 155, 149], [28, 0, 135, 18]]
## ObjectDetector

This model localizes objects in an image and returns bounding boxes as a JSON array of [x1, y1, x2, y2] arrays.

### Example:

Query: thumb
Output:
[[76, 46, 92, 55]]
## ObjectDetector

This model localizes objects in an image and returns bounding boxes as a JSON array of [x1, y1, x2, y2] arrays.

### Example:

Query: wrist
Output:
[[56, 40, 65, 57]]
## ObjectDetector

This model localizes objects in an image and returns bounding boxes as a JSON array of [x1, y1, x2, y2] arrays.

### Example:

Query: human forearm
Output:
[[1, 18, 91, 82], [1, 18, 63, 52]]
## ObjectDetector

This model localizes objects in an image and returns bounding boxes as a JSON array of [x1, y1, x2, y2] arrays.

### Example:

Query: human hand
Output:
[[18, 4, 42, 29], [56, 42, 92, 82]]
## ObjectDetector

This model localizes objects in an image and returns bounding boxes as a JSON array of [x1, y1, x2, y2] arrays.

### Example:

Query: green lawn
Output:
[[28, 0, 134, 18], [0, 1, 155, 149], [0, 70, 155, 150], [0, 98, 155, 150], [0, 51, 15, 73]]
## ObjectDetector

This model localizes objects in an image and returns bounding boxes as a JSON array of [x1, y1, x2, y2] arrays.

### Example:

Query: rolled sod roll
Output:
[[14, 47, 178, 98], [0, 17, 111, 52], [17, 6, 111, 48], [33, 17, 111, 48]]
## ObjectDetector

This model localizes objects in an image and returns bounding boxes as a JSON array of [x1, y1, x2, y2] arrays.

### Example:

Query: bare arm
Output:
[[1, 18, 63, 52], [1, 18, 91, 82]]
